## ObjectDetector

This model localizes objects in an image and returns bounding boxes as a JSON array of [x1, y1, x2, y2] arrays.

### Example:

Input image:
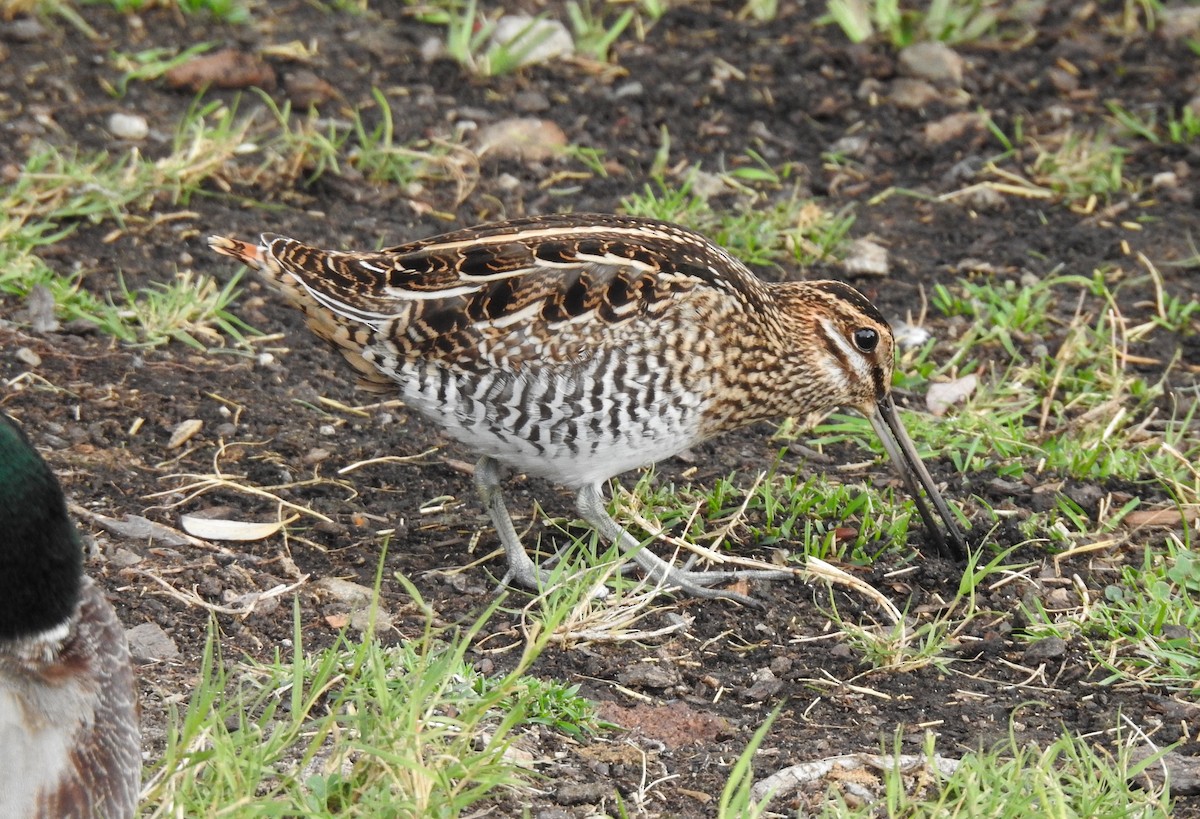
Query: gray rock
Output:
[[898, 42, 965, 85], [617, 662, 679, 689], [126, 622, 181, 663], [22, 284, 58, 333], [888, 77, 940, 109], [744, 667, 783, 701], [555, 782, 611, 805], [1023, 636, 1067, 664]]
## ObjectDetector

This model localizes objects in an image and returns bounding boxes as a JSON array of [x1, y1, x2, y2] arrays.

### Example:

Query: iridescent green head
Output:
[[0, 414, 83, 641]]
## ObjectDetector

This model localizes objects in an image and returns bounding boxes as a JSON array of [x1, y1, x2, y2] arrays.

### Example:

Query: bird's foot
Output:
[[636, 561, 794, 608]]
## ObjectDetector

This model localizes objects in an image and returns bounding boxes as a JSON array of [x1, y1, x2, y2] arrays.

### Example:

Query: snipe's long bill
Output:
[[868, 395, 967, 561], [209, 212, 970, 605]]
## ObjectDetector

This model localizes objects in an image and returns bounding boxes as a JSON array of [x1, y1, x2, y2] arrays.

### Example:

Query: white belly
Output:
[[395, 361, 711, 487]]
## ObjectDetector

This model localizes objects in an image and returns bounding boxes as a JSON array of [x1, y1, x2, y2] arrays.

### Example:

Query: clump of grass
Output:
[[811, 729, 1172, 817], [1106, 101, 1200, 146], [143, 569, 603, 817], [0, 87, 476, 342], [822, 0, 1006, 46], [1024, 530, 1200, 691], [897, 267, 1198, 487], [1090, 532, 1200, 689], [566, 0, 635, 62], [621, 168, 855, 267], [82, 0, 249, 24], [436, 0, 563, 77], [348, 89, 477, 201], [613, 454, 942, 571], [105, 269, 255, 349], [1028, 130, 1131, 210], [829, 544, 1020, 671], [0, 226, 113, 326], [257, 89, 477, 205], [0, 98, 259, 344], [969, 115, 1142, 212]]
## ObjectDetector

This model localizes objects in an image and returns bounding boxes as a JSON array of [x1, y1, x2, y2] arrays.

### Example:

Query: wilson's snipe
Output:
[[0, 413, 141, 819], [210, 213, 968, 604]]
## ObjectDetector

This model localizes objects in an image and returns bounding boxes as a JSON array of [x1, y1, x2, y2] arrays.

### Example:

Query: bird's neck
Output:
[[702, 281, 846, 431]]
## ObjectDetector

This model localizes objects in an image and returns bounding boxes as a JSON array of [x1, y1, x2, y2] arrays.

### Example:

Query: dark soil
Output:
[[1, 1, 1198, 816]]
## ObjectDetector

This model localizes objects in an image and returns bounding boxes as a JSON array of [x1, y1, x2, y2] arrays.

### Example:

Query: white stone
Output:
[[108, 112, 149, 141], [842, 238, 889, 277], [926, 374, 978, 416], [892, 322, 931, 350]]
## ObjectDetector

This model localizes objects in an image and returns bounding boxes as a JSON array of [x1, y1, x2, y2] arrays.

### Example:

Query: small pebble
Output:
[[827, 134, 871, 159], [474, 117, 567, 163], [125, 622, 181, 663], [1158, 5, 1200, 40], [285, 69, 338, 108], [616, 662, 679, 689], [613, 81, 644, 99], [898, 41, 965, 86], [108, 112, 149, 141], [512, 90, 550, 113], [3, 17, 46, 42], [1045, 588, 1075, 609], [167, 418, 203, 449], [1160, 624, 1191, 641], [495, 172, 521, 191], [109, 548, 143, 568], [842, 238, 889, 277], [923, 112, 984, 145], [418, 35, 444, 62], [888, 77, 940, 109], [892, 322, 932, 350], [315, 576, 374, 607], [303, 447, 331, 465], [14, 347, 41, 367], [958, 185, 1007, 211], [1151, 171, 1178, 190], [1023, 635, 1067, 664], [744, 667, 783, 701], [926, 374, 977, 416], [554, 783, 609, 806], [23, 284, 58, 333]]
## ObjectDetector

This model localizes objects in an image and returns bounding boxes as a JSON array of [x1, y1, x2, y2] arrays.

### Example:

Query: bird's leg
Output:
[[575, 483, 793, 607], [473, 455, 550, 590]]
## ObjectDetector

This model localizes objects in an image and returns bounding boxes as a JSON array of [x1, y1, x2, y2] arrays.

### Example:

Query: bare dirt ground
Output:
[[1, 1, 1198, 815]]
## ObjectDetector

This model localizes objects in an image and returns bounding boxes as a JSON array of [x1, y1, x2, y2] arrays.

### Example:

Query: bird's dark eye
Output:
[[853, 327, 879, 352]]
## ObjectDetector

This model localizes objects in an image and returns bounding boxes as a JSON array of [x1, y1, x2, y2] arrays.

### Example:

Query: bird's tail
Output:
[[207, 233, 398, 393]]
